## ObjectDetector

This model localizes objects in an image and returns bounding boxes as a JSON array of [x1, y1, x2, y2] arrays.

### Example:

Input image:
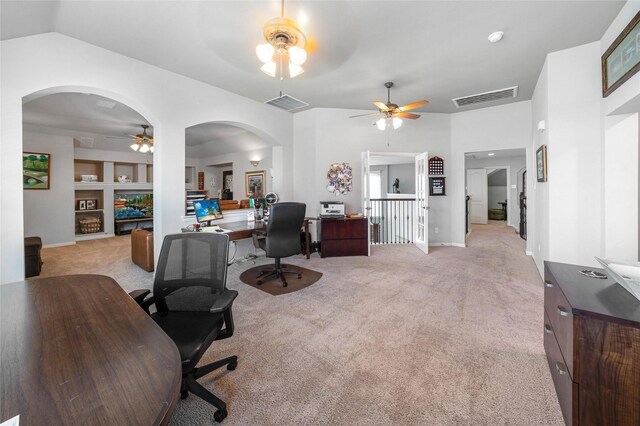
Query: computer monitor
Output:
[[194, 198, 223, 225]]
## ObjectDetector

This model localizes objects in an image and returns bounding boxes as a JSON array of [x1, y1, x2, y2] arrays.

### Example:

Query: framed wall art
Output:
[[245, 170, 266, 197], [602, 10, 640, 97], [23, 152, 51, 190], [536, 145, 547, 182]]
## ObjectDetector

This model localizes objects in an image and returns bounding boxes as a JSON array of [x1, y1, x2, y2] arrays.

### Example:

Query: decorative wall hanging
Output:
[[602, 10, 640, 97], [245, 170, 266, 197], [428, 156, 444, 175], [23, 152, 50, 190], [429, 177, 446, 196], [536, 145, 547, 182], [326, 163, 352, 195]]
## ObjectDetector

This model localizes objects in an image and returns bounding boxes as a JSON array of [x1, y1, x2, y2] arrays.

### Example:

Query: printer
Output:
[[320, 201, 345, 218]]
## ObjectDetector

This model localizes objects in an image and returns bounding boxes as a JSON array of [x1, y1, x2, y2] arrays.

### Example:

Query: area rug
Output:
[[239, 264, 322, 295]]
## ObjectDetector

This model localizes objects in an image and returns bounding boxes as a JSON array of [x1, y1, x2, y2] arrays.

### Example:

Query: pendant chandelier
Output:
[[255, 0, 308, 80]]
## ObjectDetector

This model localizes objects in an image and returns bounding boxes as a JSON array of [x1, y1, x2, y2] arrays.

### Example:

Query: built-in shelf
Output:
[[75, 209, 104, 213], [75, 232, 113, 241]]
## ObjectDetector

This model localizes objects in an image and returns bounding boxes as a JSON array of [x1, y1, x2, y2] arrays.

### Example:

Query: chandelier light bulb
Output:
[[260, 61, 277, 77], [256, 43, 274, 63], [288, 63, 304, 78], [139, 143, 150, 154], [376, 118, 386, 131], [130, 143, 140, 151], [150, 145, 154, 153], [288, 46, 307, 65], [392, 117, 403, 129]]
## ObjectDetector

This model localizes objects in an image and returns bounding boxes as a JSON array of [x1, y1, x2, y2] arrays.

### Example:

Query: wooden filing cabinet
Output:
[[319, 217, 368, 258], [544, 261, 640, 426]]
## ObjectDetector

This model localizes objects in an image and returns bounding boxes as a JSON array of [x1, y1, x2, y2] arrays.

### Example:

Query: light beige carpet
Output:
[[39, 226, 562, 425]]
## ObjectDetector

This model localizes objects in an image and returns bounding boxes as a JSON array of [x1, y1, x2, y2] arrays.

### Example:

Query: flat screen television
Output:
[[194, 198, 223, 224]]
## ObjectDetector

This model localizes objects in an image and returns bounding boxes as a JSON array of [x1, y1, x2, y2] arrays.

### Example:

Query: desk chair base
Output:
[[180, 355, 238, 423], [256, 258, 301, 287]]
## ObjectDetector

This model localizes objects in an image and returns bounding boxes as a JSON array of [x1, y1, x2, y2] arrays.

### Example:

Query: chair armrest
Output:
[[128, 289, 154, 315], [212, 290, 238, 340], [210, 289, 238, 313]]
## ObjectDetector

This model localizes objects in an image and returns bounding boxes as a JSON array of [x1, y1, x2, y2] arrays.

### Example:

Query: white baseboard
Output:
[[429, 242, 451, 247], [451, 243, 466, 248], [43, 242, 76, 249], [525, 250, 533, 256]]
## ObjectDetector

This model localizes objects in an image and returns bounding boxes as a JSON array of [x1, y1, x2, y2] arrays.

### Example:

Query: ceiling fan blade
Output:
[[349, 112, 381, 118], [373, 101, 389, 111], [396, 112, 420, 119], [399, 100, 428, 111]]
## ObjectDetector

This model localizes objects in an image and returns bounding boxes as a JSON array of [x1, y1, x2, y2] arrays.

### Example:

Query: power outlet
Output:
[[435, 227, 439, 234]]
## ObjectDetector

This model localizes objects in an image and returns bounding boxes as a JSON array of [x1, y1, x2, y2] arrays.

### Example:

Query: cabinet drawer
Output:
[[321, 219, 367, 240], [544, 310, 578, 426], [544, 270, 574, 377], [320, 239, 368, 258]]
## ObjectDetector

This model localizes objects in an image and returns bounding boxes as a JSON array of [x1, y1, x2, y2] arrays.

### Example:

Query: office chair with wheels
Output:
[[130, 232, 237, 423], [253, 202, 306, 287]]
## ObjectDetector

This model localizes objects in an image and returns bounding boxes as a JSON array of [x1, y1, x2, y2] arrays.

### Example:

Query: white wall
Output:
[[23, 131, 75, 246], [387, 164, 415, 194], [604, 113, 639, 260], [1, 32, 293, 284], [293, 108, 452, 245], [451, 101, 533, 249], [465, 155, 526, 229], [546, 42, 604, 268]]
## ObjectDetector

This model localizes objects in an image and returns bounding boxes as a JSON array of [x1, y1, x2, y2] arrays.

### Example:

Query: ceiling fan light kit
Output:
[[350, 82, 428, 131], [129, 124, 154, 153], [256, 1, 308, 80]]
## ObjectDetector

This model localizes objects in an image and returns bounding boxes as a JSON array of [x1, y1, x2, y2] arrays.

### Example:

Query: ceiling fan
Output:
[[108, 124, 154, 153], [350, 82, 428, 130]]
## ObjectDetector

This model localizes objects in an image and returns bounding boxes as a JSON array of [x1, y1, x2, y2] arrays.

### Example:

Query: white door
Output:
[[414, 152, 429, 254], [467, 168, 488, 224], [361, 150, 371, 256]]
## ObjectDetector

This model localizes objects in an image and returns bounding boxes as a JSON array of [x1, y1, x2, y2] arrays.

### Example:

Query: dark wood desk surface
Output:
[[1, 275, 181, 425], [221, 220, 266, 241]]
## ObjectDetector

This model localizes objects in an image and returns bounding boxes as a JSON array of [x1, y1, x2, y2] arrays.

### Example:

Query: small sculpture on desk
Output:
[[393, 178, 400, 193]]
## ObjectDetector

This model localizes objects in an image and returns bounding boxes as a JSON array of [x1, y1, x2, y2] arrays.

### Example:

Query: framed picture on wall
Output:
[[602, 10, 640, 97], [23, 152, 51, 190], [536, 145, 547, 182], [245, 170, 266, 197]]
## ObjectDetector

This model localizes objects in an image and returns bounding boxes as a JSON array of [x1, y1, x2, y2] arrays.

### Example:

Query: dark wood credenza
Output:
[[319, 217, 368, 258], [544, 261, 640, 425]]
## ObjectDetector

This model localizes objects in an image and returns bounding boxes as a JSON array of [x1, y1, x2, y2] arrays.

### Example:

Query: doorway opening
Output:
[[464, 148, 526, 241], [362, 151, 428, 253]]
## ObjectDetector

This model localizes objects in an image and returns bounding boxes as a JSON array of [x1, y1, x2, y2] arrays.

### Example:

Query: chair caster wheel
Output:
[[214, 409, 227, 422], [227, 361, 237, 371], [180, 390, 188, 399], [283, 282, 288, 287], [256, 280, 263, 285]]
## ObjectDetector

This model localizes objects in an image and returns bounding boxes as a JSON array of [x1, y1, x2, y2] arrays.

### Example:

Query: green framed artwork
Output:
[[23, 152, 51, 189], [602, 10, 640, 97]]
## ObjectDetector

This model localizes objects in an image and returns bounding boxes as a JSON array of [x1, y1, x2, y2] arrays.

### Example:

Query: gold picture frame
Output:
[[245, 170, 266, 197], [602, 10, 640, 97], [23, 152, 51, 190], [536, 145, 547, 182]]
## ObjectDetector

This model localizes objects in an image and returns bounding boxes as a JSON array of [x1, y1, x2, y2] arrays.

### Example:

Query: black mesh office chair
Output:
[[130, 232, 237, 423], [254, 202, 306, 287]]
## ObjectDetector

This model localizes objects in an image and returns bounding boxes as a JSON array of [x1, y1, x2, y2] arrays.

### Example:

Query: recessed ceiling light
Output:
[[488, 31, 504, 43], [488, 153, 495, 156]]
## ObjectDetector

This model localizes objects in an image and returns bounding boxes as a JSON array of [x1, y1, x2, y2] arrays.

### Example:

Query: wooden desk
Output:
[[207, 220, 313, 258], [1, 275, 181, 425]]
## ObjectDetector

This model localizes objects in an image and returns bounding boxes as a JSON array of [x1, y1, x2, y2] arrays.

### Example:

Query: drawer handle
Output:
[[557, 306, 569, 317], [555, 362, 568, 376], [545, 281, 554, 288], [544, 324, 553, 334]]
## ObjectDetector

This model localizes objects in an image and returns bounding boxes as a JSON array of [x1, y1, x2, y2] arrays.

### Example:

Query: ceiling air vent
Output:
[[452, 86, 518, 108], [264, 93, 308, 111]]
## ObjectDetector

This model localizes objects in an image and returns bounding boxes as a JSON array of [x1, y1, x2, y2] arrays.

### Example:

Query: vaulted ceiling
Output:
[[2, 1, 625, 114]]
